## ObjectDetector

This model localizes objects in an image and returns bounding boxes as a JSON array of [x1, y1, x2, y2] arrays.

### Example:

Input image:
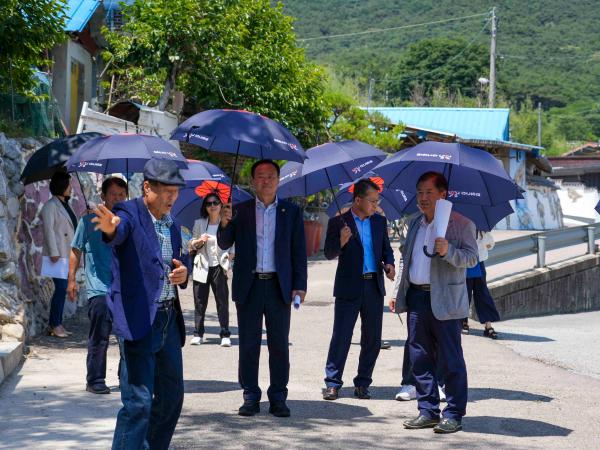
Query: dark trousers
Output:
[[466, 262, 500, 324], [407, 288, 468, 420], [86, 295, 112, 387], [236, 277, 290, 403], [325, 278, 383, 389], [401, 333, 445, 387], [112, 306, 184, 450], [49, 277, 68, 327], [192, 266, 230, 337]]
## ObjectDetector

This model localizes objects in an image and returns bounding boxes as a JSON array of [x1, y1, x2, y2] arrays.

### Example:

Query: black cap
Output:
[[143, 159, 186, 187]]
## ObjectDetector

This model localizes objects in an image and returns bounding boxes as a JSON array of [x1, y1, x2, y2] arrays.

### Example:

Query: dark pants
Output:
[[407, 288, 468, 420], [401, 334, 445, 387], [466, 262, 500, 324], [193, 266, 230, 337], [87, 295, 112, 387], [112, 305, 184, 450], [325, 278, 383, 389], [236, 277, 290, 403], [49, 277, 68, 327]]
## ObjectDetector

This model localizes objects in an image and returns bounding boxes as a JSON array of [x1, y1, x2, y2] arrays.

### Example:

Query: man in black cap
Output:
[[92, 159, 189, 450]]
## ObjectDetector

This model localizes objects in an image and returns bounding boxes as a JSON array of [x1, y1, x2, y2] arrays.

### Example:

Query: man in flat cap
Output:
[[92, 159, 189, 450]]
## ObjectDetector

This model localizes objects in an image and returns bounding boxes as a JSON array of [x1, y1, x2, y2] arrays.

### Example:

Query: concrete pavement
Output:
[[1, 257, 600, 449]]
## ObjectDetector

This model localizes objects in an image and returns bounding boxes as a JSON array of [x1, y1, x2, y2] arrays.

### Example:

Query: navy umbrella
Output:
[[20, 132, 103, 184], [595, 200, 600, 215], [373, 141, 522, 206], [65, 133, 188, 175], [277, 141, 386, 211], [325, 177, 513, 230], [172, 160, 252, 230]]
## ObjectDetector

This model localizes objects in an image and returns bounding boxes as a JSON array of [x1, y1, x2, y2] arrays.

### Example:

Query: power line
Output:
[[297, 11, 491, 42]]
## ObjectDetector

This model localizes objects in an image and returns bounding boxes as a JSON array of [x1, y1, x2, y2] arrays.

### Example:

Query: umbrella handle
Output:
[[423, 245, 439, 258]]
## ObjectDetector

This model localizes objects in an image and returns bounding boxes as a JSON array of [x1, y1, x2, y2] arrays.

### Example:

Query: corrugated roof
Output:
[[364, 107, 510, 141], [64, 0, 100, 33]]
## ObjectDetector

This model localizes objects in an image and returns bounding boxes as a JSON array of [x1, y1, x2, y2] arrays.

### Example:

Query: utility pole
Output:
[[488, 7, 497, 108], [537, 102, 542, 147], [367, 78, 375, 109]]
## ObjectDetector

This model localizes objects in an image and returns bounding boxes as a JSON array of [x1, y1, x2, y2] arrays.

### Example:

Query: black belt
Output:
[[157, 298, 175, 310], [410, 283, 431, 292], [363, 272, 377, 280], [255, 272, 276, 280]]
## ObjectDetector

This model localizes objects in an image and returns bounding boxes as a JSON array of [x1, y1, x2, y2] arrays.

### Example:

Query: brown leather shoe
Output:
[[323, 387, 339, 400], [49, 327, 68, 338]]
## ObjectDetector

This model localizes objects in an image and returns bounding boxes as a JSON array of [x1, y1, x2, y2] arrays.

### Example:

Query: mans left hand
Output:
[[169, 259, 188, 285], [292, 290, 306, 304], [434, 238, 449, 257], [384, 264, 395, 281]]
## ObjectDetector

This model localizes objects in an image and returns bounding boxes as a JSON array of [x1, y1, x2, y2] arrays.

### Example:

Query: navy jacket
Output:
[[217, 199, 307, 304], [324, 210, 394, 299], [104, 197, 188, 345]]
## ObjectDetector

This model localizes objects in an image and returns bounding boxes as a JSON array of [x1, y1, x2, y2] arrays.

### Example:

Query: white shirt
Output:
[[408, 218, 432, 285], [204, 223, 220, 267], [255, 197, 277, 272]]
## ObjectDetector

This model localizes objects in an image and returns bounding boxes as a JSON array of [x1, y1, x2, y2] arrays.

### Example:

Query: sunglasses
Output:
[[206, 200, 221, 207]]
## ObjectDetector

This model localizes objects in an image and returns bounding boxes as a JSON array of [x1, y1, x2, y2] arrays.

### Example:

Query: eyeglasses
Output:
[[206, 201, 221, 207]]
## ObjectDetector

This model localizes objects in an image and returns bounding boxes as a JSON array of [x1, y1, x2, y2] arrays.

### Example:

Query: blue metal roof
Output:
[[364, 107, 510, 142], [64, 0, 101, 33]]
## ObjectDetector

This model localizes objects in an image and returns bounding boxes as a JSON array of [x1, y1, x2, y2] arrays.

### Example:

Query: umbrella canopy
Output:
[[20, 132, 104, 184], [65, 133, 188, 174], [327, 175, 514, 230], [326, 182, 414, 221], [595, 199, 600, 215], [170, 109, 306, 163], [373, 141, 522, 206], [172, 182, 252, 230], [180, 159, 229, 183], [277, 140, 387, 199]]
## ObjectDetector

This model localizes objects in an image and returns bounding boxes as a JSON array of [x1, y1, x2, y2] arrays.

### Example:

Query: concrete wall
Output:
[[51, 40, 94, 133], [486, 254, 600, 321]]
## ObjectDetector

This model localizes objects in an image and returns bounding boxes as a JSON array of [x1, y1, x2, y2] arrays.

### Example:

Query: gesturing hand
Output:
[[169, 259, 188, 285], [220, 203, 233, 227], [340, 224, 352, 248], [91, 204, 120, 238]]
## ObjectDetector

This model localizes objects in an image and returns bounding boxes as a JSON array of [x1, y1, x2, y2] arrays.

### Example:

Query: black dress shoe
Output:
[[269, 401, 290, 417], [238, 401, 260, 416], [86, 384, 111, 394], [323, 387, 339, 400], [433, 417, 462, 433], [403, 415, 440, 429], [354, 386, 371, 399]]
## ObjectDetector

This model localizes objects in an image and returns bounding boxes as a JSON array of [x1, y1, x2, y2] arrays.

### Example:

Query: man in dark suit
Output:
[[218, 159, 307, 418], [322, 178, 395, 401], [92, 159, 188, 450]]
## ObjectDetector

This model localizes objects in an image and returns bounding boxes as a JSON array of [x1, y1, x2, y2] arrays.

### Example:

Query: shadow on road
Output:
[[492, 331, 555, 342], [184, 379, 240, 394], [464, 416, 572, 437], [469, 387, 553, 403]]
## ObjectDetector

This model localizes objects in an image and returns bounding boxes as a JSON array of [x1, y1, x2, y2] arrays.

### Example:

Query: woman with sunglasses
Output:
[[189, 193, 234, 346]]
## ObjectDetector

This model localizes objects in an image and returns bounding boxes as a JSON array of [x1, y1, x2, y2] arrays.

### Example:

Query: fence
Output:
[[486, 223, 600, 268]]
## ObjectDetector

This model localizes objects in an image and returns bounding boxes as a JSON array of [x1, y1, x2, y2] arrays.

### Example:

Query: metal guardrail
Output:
[[486, 223, 600, 268]]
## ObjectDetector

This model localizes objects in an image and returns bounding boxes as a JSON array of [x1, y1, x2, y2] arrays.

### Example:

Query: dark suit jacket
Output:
[[324, 210, 394, 299], [104, 197, 188, 345], [217, 199, 307, 304]]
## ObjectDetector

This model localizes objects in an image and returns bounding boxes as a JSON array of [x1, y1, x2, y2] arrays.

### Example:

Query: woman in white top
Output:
[[188, 193, 234, 346]]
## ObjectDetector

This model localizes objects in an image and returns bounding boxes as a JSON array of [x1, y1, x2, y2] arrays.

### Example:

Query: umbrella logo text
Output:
[[153, 150, 178, 158], [416, 152, 453, 161], [274, 138, 297, 151], [280, 170, 298, 182], [189, 133, 210, 142], [78, 161, 103, 168], [448, 190, 481, 198], [351, 160, 374, 174]]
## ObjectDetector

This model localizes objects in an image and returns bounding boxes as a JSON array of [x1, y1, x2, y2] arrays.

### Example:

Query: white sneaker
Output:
[[190, 336, 203, 345], [438, 385, 446, 402], [395, 384, 417, 401], [220, 337, 232, 347]]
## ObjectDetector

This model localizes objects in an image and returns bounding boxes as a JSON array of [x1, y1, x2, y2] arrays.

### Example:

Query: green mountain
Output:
[[281, 0, 600, 110]]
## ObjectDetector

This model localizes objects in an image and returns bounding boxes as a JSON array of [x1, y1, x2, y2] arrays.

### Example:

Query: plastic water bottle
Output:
[[293, 294, 302, 310]]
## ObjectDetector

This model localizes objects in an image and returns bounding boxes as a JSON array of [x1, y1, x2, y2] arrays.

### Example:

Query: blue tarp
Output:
[[64, 0, 100, 33]]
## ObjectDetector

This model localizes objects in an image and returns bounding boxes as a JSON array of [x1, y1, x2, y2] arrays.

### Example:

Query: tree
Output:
[[103, 0, 328, 145], [0, 0, 66, 96], [388, 37, 488, 102]]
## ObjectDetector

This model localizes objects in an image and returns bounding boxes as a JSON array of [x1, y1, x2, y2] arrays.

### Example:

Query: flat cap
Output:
[[143, 159, 186, 187]]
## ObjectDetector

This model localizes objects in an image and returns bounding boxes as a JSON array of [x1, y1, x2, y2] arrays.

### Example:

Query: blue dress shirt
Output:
[[256, 197, 277, 272], [352, 211, 377, 274]]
